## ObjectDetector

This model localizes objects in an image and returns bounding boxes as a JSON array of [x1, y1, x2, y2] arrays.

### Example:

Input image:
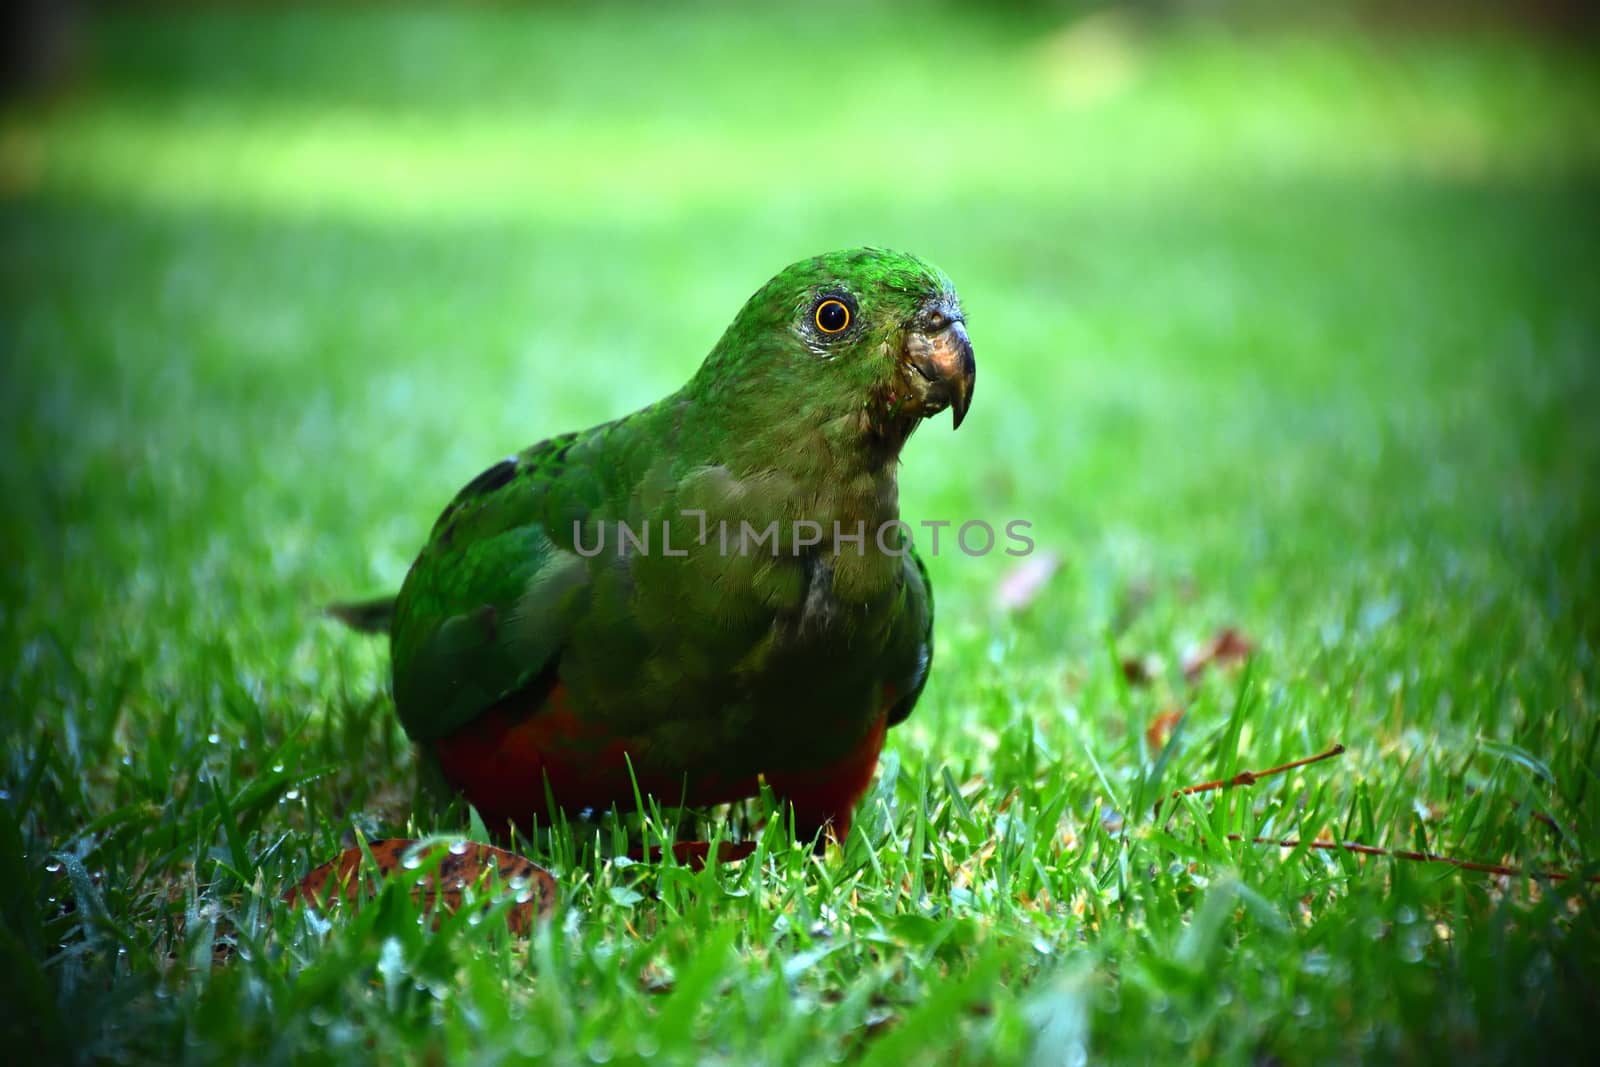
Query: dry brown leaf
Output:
[[284, 837, 557, 933], [1182, 626, 1255, 683], [1112, 577, 1154, 635], [1145, 707, 1185, 751], [993, 551, 1061, 612], [1121, 655, 1158, 687]]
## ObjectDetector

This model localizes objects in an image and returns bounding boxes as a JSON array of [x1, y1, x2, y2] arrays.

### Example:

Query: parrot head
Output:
[[694, 248, 976, 454]]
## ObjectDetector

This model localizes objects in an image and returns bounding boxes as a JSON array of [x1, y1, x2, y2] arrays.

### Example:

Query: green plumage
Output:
[[376, 248, 974, 822]]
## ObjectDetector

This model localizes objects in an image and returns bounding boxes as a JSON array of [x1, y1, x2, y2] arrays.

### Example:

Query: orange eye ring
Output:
[[815, 299, 851, 333]]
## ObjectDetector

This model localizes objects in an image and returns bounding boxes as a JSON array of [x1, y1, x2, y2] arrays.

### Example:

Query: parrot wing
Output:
[[388, 430, 602, 745], [885, 537, 935, 728]]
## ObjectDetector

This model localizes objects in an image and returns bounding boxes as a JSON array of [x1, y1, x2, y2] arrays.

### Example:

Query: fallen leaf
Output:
[[1121, 655, 1157, 687], [639, 966, 676, 994], [1112, 577, 1153, 634], [1145, 707, 1185, 751], [285, 838, 557, 933], [1182, 627, 1254, 683], [994, 551, 1061, 612]]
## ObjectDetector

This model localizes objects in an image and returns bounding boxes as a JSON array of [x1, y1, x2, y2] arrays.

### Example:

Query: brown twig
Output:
[[1160, 739, 1596, 883], [1231, 834, 1600, 884], [1156, 742, 1346, 815]]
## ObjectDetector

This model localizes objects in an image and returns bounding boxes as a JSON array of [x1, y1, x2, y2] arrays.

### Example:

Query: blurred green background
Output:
[[2, 1, 1597, 1063], [6, 1, 1596, 642]]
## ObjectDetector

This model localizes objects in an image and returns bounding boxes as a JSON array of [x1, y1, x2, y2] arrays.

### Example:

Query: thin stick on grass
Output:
[[1232, 834, 1600, 884], [1161, 739, 1598, 883], [1155, 741, 1346, 815]]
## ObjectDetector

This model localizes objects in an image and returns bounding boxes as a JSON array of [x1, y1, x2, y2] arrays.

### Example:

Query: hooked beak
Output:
[[903, 318, 976, 429]]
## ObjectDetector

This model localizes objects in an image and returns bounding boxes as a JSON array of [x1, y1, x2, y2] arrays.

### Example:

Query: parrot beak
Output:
[[903, 318, 976, 429]]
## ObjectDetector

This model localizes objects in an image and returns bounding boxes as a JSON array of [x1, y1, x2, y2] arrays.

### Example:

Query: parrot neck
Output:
[[673, 391, 905, 531]]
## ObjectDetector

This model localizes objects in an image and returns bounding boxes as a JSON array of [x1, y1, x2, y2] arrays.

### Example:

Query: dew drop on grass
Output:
[[272, 763, 285, 773], [207, 732, 221, 745], [401, 851, 425, 870], [587, 1038, 613, 1064], [283, 789, 301, 801], [44, 860, 62, 873], [1401, 926, 1428, 963], [449, 840, 469, 855]]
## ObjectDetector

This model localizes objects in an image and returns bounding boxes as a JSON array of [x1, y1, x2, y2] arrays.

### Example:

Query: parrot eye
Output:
[[814, 298, 851, 334]]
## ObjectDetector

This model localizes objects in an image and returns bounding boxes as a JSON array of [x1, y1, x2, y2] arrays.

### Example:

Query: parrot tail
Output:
[[327, 595, 397, 635]]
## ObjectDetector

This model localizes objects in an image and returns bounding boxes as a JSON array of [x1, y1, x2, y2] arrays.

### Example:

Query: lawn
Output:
[[2, 3, 1598, 1064]]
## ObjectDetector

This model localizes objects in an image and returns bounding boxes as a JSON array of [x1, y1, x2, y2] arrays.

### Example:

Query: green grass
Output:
[[3, 4, 1598, 1063]]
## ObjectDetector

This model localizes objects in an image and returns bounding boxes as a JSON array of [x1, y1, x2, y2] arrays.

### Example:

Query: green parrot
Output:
[[336, 248, 975, 852]]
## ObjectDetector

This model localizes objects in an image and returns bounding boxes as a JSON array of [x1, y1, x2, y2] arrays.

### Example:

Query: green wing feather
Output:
[[388, 429, 608, 744], [886, 544, 934, 727]]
